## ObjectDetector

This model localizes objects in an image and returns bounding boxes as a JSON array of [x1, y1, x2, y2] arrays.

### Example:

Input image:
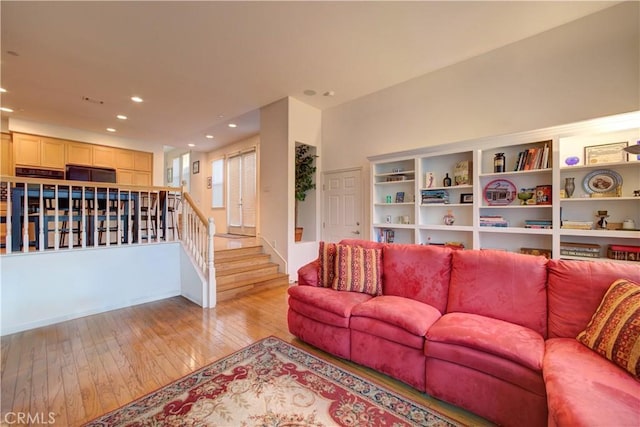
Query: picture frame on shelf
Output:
[[395, 191, 405, 203], [584, 142, 628, 165], [460, 193, 473, 204], [192, 160, 200, 174]]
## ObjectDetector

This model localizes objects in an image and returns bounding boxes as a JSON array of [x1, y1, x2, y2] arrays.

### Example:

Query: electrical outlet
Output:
[[272, 240, 276, 248]]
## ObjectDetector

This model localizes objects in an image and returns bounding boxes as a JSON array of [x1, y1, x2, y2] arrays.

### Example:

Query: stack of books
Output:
[[561, 220, 594, 230], [480, 215, 509, 227], [421, 189, 449, 204], [560, 242, 601, 258], [524, 219, 552, 229], [514, 143, 551, 171]]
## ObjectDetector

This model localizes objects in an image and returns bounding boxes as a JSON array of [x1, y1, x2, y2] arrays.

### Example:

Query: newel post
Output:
[[207, 217, 216, 308]]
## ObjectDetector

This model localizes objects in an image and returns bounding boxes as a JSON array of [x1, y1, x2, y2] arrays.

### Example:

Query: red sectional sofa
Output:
[[287, 239, 640, 427]]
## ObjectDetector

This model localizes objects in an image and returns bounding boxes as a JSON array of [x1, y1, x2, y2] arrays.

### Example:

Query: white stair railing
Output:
[[181, 191, 216, 308]]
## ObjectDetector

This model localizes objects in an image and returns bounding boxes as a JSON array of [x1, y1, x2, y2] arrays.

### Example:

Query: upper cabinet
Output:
[[13, 133, 65, 169], [9, 132, 153, 185]]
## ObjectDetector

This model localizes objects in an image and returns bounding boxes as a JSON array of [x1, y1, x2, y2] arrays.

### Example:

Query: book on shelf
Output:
[[561, 220, 594, 230], [560, 241, 601, 258], [480, 215, 509, 227], [421, 189, 449, 204], [513, 143, 550, 171], [524, 219, 552, 229], [378, 229, 395, 243]]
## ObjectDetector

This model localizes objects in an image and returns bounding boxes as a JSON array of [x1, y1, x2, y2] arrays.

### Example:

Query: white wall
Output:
[[1, 243, 183, 335], [288, 98, 322, 278], [260, 98, 290, 263], [321, 2, 639, 239]]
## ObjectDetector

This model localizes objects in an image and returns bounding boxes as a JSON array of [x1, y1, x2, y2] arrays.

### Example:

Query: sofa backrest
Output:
[[382, 244, 453, 313], [447, 249, 549, 337], [547, 259, 640, 339]]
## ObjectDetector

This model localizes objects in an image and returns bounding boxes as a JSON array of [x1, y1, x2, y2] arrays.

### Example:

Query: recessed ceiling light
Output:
[[323, 91, 335, 97], [304, 89, 317, 96], [188, 143, 195, 147], [205, 134, 214, 139], [131, 96, 143, 103], [116, 114, 128, 120], [228, 123, 237, 128], [0, 88, 6, 93], [0, 107, 14, 113], [106, 127, 116, 132]]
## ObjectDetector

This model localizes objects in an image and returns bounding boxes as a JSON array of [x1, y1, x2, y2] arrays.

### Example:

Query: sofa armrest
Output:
[[297, 259, 320, 287]]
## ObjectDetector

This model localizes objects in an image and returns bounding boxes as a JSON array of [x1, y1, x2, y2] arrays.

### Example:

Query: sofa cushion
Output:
[[543, 338, 640, 427], [446, 249, 548, 336], [547, 259, 640, 339], [576, 278, 640, 378], [298, 259, 320, 287], [351, 295, 441, 341], [426, 312, 545, 371], [287, 286, 372, 328], [332, 244, 382, 296], [318, 241, 337, 287], [382, 244, 453, 313]]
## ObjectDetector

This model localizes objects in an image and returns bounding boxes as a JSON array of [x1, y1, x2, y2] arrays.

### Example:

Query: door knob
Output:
[[352, 230, 360, 234]]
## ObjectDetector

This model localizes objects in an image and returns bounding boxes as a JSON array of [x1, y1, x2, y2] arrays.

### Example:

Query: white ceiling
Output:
[[0, 1, 617, 152]]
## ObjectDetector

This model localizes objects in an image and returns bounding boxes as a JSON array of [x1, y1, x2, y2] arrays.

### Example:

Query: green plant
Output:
[[295, 144, 318, 227]]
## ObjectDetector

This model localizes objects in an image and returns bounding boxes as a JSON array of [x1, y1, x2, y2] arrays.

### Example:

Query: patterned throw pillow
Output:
[[318, 241, 337, 287], [576, 279, 640, 378], [332, 244, 382, 296]]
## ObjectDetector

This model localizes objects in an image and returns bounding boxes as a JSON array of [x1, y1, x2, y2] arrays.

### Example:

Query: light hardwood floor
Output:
[[1, 284, 491, 426]]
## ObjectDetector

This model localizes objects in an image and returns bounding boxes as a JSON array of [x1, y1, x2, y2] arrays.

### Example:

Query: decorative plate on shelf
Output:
[[483, 179, 516, 205], [582, 169, 623, 194]]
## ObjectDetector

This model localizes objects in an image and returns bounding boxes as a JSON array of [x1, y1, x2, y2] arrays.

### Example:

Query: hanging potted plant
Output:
[[295, 144, 318, 242]]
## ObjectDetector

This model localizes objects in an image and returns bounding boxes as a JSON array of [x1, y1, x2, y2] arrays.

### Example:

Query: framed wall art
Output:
[[584, 142, 628, 165], [192, 160, 200, 174]]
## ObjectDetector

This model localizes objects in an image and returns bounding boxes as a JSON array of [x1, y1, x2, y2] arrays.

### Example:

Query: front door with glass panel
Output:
[[227, 149, 256, 236]]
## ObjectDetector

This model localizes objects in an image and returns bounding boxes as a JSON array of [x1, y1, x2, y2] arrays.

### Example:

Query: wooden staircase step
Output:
[[216, 263, 279, 286], [214, 245, 263, 261], [215, 253, 271, 271], [216, 273, 290, 302]]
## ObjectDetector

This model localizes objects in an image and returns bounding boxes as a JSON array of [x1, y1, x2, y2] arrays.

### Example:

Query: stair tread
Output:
[[216, 262, 278, 277], [217, 274, 289, 300], [216, 272, 288, 291], [214, 253, 270, 265]]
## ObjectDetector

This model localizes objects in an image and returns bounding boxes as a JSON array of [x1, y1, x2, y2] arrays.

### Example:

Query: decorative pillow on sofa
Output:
[[332, 244, 382, 296], [318, 241, 337, 287], [576, 278, 640, 378]]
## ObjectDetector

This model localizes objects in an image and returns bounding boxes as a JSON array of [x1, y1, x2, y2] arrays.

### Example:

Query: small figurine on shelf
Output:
[[443, 210, 455, 226], [443, 173, 452, 187], [596, 210, 609, 230]]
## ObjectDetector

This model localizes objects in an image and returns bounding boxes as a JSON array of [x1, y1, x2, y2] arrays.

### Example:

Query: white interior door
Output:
[[227, 149, 256, 236], [322, 168, 362, 242]]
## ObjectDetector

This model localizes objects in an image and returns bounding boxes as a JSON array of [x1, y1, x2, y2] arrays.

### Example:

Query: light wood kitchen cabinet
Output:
[[13, 133, 65, 169], [117, 169, 151, 186], [67, 142, 93, 165], [134, 151, 152, 172], [93, 145, 116, 168], [1, 133, 13, 175], [115, 149, 135, 169]]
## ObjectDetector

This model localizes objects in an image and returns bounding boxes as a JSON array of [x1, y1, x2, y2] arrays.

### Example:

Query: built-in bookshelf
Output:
[[368, 111, 640, 263]]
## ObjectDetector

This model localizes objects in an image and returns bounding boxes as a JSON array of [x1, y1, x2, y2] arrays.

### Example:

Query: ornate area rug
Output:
[[85, 336, 463, 426]]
